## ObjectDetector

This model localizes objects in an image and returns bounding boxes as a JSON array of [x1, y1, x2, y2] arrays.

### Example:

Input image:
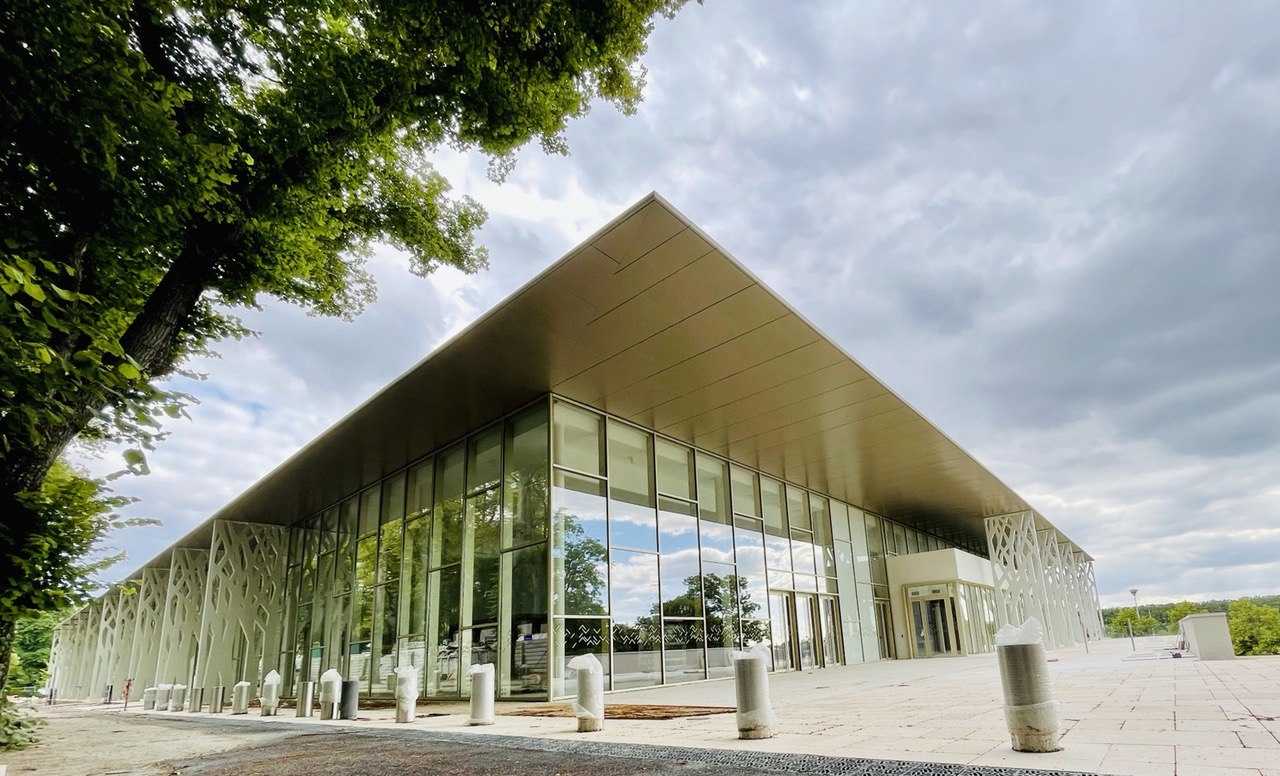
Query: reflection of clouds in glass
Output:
[[765, 536, 791, 570], [792, 538, 817, 574], [700, 520, 733, 564]]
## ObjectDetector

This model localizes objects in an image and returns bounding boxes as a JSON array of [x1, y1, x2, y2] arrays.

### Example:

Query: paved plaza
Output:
[[6, 636, 1279, 776]]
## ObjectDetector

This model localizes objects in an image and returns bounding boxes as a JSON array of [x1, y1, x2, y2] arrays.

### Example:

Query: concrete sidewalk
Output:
[[24, 637, 1280, 776]]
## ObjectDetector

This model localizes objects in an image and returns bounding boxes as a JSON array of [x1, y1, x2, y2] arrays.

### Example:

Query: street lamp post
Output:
[[1130, 588, 1140, 618]]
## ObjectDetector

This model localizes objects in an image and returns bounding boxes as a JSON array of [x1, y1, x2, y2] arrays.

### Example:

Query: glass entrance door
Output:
[[768, 592, 794, 671], [910, 596, 959, 657], [795, 593, 818, 669]]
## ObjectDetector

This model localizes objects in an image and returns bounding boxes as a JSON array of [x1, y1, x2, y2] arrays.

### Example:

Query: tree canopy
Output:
[[0, 0, 685, 696]]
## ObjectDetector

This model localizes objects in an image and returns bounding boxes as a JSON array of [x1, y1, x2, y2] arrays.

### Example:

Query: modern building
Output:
[[50, 194, 1104, 704]]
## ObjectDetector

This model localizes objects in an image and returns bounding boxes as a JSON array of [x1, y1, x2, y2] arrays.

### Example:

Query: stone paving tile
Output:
[[1176, 744, 1280, 769], [1175, 766, 1265, 776]]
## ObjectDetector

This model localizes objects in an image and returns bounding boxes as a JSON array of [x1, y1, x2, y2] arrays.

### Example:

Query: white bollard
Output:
[[296, 681, 315, 718], [995, 618, 1062, 753], [318, 669, 343, 721], [231, 680, 251, 715], [467, 663, 495, 726], [566, 654, 604, 733], [209, 685, 225, 713], [393, 666, 419, 724], [732, 647, 777, 740], [260, 670, 282, 716], [142, 687, 158, 711], [168, 684, 186, 712], [155, 684, 172, 711]]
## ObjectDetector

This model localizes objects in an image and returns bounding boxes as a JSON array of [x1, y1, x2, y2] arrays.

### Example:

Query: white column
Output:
[[194, 520, 287, 694], [155, 548, 210, 686], [129, 567, 170, 691]]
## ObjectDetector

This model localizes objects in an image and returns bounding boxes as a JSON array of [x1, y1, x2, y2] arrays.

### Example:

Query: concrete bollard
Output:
[[566, 654, 604, 733], [339, 679, 359, 720], [732, 647, 777, 740], [188, 686, 203, 713], [393, 667, 418, 724], [467, 663, 495, 726], [232, 681, 251, 715], [260, 670, 282, 716], [209, 685, 225, 713], [155, 684, 172, 710], [168, 684, 186, 712], [296, 681, 315, 718], [142, 687, 158, 711], [995, 618, 1061, 753], [318, 669, 342, 720]]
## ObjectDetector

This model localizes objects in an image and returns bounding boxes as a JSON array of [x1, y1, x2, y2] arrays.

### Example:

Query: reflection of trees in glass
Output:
[[554, 509, 607, 615], [505, 451, 549, 546], [646, 573, 767, 646], [469, 487, 502, 623]]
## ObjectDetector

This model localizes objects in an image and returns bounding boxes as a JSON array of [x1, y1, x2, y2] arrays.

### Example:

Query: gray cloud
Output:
[[81, 1, 1280, 606]]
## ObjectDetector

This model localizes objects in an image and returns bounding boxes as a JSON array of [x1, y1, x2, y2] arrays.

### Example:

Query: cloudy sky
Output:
[[78, 1, 1280, 607]]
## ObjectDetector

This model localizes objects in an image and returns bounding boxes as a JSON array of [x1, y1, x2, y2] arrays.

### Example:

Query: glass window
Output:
[[610, 499, 657, 552], [378, 517, 402, 584], [761, 477, 784, 530], [662, 620, 705, 683], [695, 453, 729, 523], [504, 403, 549, 547], [893, 523, 908, 556], [406, 458, 433, 519], [468, 424, 503, 494], [381, 472, 406, 525], [811, 495, 836, 577], [432, 444, 465, 567], [730, 466, 759, 517], [699, 513, 734, 565], [786, 485, 810, 531], [502, 542, 548, 697], [358, 487, 380, 538], [427, 565, 461, 697], [372, 581, 398, 693], [791, 529, 818, 576], [552, 401, 604, 476], [655, 439, 695, 500], [830, 501, 851, 542], [733, 519, 769, 623], [551, 471, 608, 616], [702, 560, 738, 679], [607, 421, 654, 506], [610, 550, 661, 690], [553, 618, 611, 696], [468, 489, 501, 625], [320, 507, 337, 554], [401, 516, 429, 636]]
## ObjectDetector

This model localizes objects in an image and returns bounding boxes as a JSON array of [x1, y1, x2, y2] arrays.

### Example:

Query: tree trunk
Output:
[[0, 614, 15, 695]]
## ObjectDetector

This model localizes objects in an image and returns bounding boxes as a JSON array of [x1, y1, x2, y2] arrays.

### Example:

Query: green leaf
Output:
[[117, 362, 141, 380]]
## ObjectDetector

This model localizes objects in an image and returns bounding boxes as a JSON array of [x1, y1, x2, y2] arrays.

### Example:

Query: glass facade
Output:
[[277, 394, 966, 701]]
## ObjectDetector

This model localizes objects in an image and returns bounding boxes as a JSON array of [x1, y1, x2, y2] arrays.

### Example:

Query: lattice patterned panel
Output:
[[129, 567, 170, 690], [104, 582, 141, 691], [195, 520, 286, 691], [88, 588, 122, 696], [155, 548, 210, 685], [61, 604, 99, 699], [984, 512, 1044, 630]]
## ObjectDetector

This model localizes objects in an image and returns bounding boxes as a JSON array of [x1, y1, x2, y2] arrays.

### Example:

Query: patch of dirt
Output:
[[502, 703, 735, 720]]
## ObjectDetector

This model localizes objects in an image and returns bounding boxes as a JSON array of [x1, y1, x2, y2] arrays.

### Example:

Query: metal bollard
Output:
[[995, 619, 1061, 753], [296, 681, 315, 718], [188, 686, 204, 712], [339, 679, 359, 720], [102, 684, 114, 704], [260, 670, 282, 716], [209, 685, 225, 713], [168, 684, 186, 712], [733, 648, 777, 740], [566, 654, 604, 733], [467, 663, 495, 726], [232, 681, 251, 715], [393, 667, 418, 724], [318, 669, 342, 720], [142, 687, 158, 711]]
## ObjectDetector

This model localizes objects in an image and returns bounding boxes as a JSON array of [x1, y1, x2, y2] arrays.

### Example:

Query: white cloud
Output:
[[84, 0, 1280, 608]]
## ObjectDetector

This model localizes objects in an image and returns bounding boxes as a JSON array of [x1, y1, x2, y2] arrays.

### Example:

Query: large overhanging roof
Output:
[[134, 193, 1086, 575]]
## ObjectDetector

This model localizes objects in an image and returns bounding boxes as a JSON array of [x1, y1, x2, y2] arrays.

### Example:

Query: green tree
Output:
[[0, 0, 685, 693], [6, 611, 64, 695], [1107, 607, 1159, 637], [1165, 601, 1206, 628], [1227, 599, 1280, 656], [0, 462, 138, 691]]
